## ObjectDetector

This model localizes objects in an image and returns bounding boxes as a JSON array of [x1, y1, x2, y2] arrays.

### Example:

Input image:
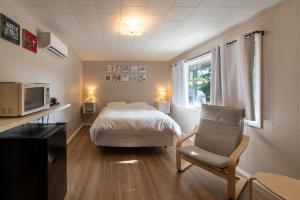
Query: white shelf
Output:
[[0, 103, 71, 133]]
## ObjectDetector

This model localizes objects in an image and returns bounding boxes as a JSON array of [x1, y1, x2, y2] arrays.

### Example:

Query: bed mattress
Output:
[[90, 104, 181, 145]]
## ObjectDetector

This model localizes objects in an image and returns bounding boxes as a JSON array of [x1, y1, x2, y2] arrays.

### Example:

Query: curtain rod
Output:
[[185, 50, 211, 62], [171, 50, 211, 67], [171, 30, 264, 67], [225, 30, 264, 46]]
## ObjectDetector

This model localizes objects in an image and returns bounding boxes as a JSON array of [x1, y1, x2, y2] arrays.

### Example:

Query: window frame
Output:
[[186, 53, 212, 107]]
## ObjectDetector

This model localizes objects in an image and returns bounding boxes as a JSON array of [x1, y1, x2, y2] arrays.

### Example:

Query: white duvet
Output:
[[90, 104, 181, 141]]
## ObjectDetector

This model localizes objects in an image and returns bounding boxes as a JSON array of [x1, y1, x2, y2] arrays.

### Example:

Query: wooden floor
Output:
[[65, 126, 249, 200]]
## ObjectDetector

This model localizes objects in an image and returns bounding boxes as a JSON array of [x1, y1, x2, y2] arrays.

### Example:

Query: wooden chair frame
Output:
[[176, 125, 249, 200]]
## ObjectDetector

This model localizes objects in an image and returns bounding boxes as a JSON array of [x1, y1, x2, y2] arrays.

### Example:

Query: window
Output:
[[186, 53, 212, 106]]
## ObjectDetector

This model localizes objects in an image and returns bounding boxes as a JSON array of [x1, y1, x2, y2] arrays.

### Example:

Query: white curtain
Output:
[[210, 46, 222, 105], [171, 33, 258, 121], [172, 60, 188, 107], [220, 41, 244, 108], [237, 35, 256, 120], [213, 35, 256, 120]]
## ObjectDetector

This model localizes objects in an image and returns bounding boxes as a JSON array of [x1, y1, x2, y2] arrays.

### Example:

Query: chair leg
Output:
[[176, 151, 182, 172], [227, 170, 248, 200], [227, 174, 236, 199], [176, 152, 193, 172], [248, 177, 254, 200], [227, 166, 237, 200]]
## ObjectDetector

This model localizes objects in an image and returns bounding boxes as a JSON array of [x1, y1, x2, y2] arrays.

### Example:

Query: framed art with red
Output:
[[22, 29, 37, 53]]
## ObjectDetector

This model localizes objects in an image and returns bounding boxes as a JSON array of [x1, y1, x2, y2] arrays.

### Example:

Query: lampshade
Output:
[[158, 89, 166, 101], [87, 88, 96, 102]]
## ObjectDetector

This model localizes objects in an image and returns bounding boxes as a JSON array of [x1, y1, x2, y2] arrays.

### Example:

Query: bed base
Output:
[[94, 132, 175, 147]]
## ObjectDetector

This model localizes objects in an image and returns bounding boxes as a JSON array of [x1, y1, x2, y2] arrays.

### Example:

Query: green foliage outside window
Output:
[[188, 60, 211, 105]]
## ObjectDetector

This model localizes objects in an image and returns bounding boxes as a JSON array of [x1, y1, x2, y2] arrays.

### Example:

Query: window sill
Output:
[[186, 105, 202, 111], [245, 119, 262, 129], [172, 104, 202, 112]]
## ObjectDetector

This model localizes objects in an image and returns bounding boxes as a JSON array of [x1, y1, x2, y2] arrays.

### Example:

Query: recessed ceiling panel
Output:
[[15, 0, 283, 61]]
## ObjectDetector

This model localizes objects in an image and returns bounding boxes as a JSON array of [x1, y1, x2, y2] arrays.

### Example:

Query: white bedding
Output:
[[90, 104, 181, 142]]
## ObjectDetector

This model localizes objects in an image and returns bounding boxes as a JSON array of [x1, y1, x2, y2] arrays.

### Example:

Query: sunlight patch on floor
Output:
[[117, 159, 139, 164]]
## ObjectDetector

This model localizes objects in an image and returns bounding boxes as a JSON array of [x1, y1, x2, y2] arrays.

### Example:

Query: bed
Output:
[[89, 102, 181, 147]]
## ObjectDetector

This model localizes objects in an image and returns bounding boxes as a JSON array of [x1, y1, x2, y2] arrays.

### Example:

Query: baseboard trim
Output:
[[67, 123, 92, 144], [237, 167, 252, 178], [67, 124, 83, 144]]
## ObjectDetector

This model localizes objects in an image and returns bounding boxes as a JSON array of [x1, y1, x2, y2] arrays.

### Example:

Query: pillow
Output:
[[128, 102, 148, 106], [107, 102, 127, 106]]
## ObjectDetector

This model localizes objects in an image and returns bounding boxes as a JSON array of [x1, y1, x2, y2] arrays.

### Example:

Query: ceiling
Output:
[[15, 0, 282, 61]]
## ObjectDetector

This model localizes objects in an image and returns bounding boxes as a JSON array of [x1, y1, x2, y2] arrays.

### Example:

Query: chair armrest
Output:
[[176, 125, 199, 148], [228, 135, 249, 168]]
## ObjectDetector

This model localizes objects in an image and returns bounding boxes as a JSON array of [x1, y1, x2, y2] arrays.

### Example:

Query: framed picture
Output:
[[139, 65, 146, 73], [22, 29, 37, 53], [121, 73, 130, 81], [112, 73, 121, 81], [0, 13, 20, 45], [131, 73, 139, 81], [122, 65, 130, 73], [139, 73, 146, 81], [104, 65, 112, 73], [131, 65, 138, 73], [104, 73, 112, 81], [113, 65, 121, 73]]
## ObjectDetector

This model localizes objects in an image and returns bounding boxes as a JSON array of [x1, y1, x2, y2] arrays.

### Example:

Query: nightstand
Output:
[[83, 101, 96, 114], [155, 101, 170, 114]]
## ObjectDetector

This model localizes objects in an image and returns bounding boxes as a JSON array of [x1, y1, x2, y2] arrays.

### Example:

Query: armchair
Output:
[[176, 104, 249, 200]]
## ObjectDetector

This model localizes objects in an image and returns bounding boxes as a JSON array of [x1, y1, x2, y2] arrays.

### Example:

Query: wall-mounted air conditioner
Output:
[[38, 32, 68, 58]]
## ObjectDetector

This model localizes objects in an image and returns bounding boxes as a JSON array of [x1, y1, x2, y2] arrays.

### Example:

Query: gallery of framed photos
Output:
[[104, 65, 146, 82]]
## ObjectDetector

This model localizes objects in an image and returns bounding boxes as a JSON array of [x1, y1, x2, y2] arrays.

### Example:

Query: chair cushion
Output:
[[194, 104, 245, 157], [177, 146, 228, 169]]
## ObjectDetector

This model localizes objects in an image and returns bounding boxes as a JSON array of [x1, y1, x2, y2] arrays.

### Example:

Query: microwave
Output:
[[0, 83, 50, 117]]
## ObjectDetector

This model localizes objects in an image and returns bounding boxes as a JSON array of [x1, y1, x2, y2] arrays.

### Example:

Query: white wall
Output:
[[0, 0, 83, 137], [170, 0, 300, 178], [83, 61, 171, 123]]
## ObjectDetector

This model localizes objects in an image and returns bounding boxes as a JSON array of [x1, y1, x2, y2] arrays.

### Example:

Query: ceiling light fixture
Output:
[[120, 17, 144, 36]]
